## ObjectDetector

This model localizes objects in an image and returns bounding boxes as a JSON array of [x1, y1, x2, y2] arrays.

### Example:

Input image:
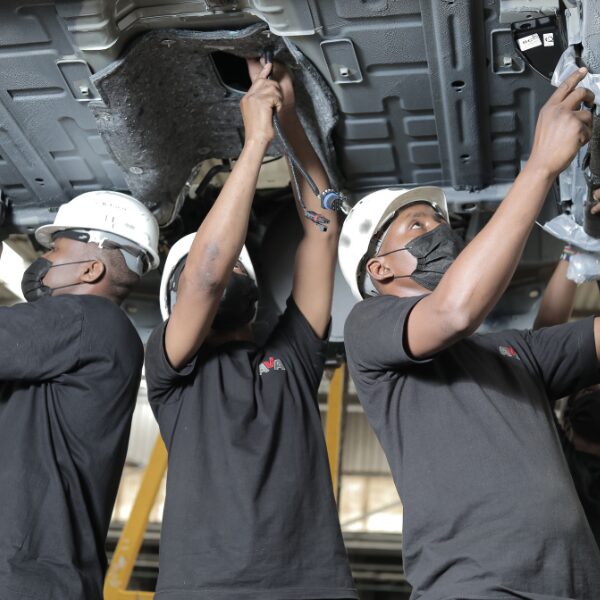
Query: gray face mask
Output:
[[377, 224, 464, 291]]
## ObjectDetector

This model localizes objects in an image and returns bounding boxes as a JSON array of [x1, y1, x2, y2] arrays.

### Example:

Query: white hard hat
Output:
[[35, 191, 160, 275], [338, 186, 448, 300], [159, 232, 256, 320]]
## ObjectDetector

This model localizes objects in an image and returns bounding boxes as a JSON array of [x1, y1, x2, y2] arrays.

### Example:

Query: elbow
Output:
[[178, 242, 228, 297], [306, 227, 340, 252], [178, 266, 224, 299], [440, 303, 478, 340]]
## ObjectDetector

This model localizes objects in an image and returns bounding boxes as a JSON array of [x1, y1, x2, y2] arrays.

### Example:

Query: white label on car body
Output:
[[518, 33, 542, 51], [543, 33, 555, 46]]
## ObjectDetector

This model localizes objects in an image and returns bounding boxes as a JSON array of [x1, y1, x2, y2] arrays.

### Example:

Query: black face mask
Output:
[[21, 257, 93, 303], [378, 223, 464, 291], [211, 272, 259, 332]]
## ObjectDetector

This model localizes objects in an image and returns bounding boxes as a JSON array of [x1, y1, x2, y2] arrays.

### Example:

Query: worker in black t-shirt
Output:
[[534, 249, 600, 550], [340, 68, 600, 599], [144, 60, 357, 599], [0, 192, 159, 600]]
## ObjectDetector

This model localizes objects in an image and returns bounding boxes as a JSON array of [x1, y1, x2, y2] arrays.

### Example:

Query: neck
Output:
[[377, 281, 431, 298], [56, 286, 120, 305], [207, 325, 254, 346]]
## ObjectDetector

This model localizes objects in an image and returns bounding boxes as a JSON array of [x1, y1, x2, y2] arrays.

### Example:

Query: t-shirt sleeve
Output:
[[521, 317, 600, 401], [265, 297, 328, 391], [0, 296, 82, 382], [344, 295, 430, 373], [144, 321, 197, 407]]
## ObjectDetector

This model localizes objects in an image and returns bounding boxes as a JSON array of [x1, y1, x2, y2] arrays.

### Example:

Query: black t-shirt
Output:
[[345, 294, 600, 600], [0, 295, 143, 600], [145, 298, 357, 600], [560, 431, 600, 552]]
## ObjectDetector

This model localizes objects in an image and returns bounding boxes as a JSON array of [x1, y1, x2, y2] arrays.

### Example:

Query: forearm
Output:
[[435, 162, 555, 332], [278, 112, 339, 240], [164, 140, 267, 368], [432, 68, 593, 335], [407, 68, 591, 358], [183, 139, 267, 290], [278, 113, 338, 335], [534, 259, 576, 329]]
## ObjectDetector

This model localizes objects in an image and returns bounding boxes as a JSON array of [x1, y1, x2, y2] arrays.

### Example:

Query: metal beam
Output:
[[419, 0, 492, 191]]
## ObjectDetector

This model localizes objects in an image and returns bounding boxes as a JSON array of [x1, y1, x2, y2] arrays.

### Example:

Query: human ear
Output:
[[80, 260, 106, 284], [366, 257, 394, 284]]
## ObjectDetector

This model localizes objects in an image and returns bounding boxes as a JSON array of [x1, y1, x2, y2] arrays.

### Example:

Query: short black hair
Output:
[[84, 244, 139, 303], [103, 247, 140, 302]]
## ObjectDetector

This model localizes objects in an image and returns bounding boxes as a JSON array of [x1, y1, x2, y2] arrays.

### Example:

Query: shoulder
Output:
[[16, 294, 86, 327], [32, 293, 86, 315], [77, 294, 124, 315], [280, 296, 317, 327], [146, 321, 168, 362], [267, 296, 328, 349], [344, 294, 428, 374], [79, 295, 142, 351], [345, 295, 421, 340], [145, 320, 198, 389], [2, 295, 87, 337]]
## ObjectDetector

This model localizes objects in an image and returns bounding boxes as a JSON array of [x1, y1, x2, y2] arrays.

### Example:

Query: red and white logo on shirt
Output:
[[259, 356, 286, 375], [498, 345, 520, 361]]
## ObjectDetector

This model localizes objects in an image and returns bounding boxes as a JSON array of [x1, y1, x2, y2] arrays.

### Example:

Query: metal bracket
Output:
[[491, 28, 526, 75], [320, 39, 363, 85], [57, 59, 99, 102], [564, 0, 582, 45], [499, 0, 560, 24]]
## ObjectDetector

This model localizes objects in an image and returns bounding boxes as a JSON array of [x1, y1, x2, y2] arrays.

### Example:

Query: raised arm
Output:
[[249, 59, 338, 338], [164, 63, 282, 369], [533, 248, 600, 364], [406, 68, 593, 359], [534, 253, 577, 329]]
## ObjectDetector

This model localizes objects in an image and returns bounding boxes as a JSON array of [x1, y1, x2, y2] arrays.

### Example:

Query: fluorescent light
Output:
[[0, 242, 29, 301]]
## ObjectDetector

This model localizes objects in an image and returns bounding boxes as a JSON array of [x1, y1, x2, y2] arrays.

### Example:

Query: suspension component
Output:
[[583, 113, 600, 238]]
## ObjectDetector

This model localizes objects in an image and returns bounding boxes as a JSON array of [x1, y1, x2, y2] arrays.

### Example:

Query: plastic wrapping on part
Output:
[[564, 3, 582, 46], [551, 46, 600, 106], [542, 214, 600, 251], [567, 252, 600, 283], [541, 214, 600, 281]]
